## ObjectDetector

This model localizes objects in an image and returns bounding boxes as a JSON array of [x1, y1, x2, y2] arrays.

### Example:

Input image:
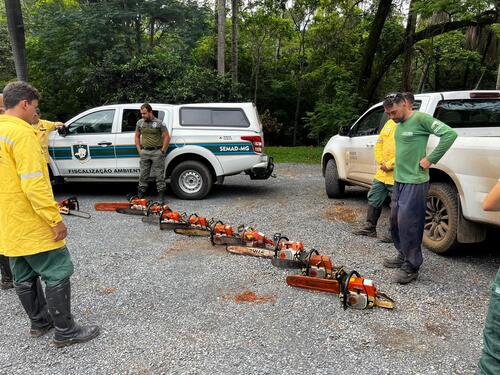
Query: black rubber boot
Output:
[[0, 255, 13, 290], [158, 191, 165, 204], [353, 205, 382, 237], [46, 278, 100, 348], [14, 277, 54, 337]]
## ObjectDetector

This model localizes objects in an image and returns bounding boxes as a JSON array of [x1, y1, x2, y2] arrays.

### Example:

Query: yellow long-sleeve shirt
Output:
[[32, 119, 62, 162], [373, 120, 397, 185]]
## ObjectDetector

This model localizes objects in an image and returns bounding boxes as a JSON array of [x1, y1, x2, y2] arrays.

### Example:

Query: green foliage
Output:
[[265, 146, 322, 164]]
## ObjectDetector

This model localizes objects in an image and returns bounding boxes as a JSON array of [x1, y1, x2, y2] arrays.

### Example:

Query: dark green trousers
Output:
[[9, 246, 74, 287], [367, 179, 393, 208], [477, 268, 500, 375]]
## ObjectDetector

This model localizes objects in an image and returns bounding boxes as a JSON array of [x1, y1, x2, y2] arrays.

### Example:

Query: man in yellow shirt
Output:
[[0, 81, 99, 347], [353, 118, 397, 240], [0, 94, 13, 290], [32, 107, 64, 165]]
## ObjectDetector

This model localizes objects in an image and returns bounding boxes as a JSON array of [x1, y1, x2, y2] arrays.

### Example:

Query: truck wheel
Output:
[[325, 159, 345, 198], [170, 161, 213, 200], [423, 183, 459, 254]]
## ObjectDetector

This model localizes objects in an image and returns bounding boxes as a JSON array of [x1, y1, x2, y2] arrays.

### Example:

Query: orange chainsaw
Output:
[[270, 234, 306, 268], [94, 194, 151, 213], [155, 207, 189, 230], [174, 213, 213, 237], [287, 260, 395, 310], [210, 221, 245, 246], [225, 227, 276, 257], [58, 197, 91, 219]]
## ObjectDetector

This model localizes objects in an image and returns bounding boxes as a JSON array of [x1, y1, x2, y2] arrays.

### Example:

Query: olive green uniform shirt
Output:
[[135, 116, 167, 148], [394, 112, 458, 184]]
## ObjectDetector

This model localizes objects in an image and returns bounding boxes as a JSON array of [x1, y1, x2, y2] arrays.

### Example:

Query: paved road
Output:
[[1, 163, 499, 374]]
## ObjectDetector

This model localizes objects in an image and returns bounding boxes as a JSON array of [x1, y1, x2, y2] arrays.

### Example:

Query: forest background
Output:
[[1, 0, 499, 146]]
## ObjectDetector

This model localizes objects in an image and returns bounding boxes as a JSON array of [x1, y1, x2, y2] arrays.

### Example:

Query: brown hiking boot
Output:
[[383, 256, 404, 269], [394, 267, 418, 284]]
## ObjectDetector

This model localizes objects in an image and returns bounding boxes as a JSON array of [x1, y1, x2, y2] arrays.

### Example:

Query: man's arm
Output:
[[420, 114, 458, 168], [484, 181, 500, 211], [134, 130, 141, 153], [41, 119, 64, 132], [160, 122, 170, 154], [13, 134, 66, 240]]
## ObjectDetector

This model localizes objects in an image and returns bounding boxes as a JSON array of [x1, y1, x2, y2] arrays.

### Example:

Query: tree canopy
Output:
[[2, 0, 499, 145]]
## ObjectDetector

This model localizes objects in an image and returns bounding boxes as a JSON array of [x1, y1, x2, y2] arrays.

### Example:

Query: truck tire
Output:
[[325, 159, 345, 198], [423, 183, 459, 254], [170, 160, 213, 200]]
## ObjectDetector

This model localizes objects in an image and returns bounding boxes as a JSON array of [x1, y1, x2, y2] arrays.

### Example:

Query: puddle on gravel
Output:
[[223, 289, 276, 304], [322, 203, 361, 223], [159, 237, 224, 259]]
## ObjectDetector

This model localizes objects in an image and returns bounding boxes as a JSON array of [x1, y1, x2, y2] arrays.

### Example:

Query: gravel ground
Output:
[[1, 163, 499, 375]]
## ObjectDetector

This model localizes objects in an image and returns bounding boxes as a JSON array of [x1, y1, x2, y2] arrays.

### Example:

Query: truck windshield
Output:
[[434, 100, 500, 129]]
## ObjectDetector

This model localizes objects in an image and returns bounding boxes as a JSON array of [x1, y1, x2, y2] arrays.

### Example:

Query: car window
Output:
[[351, 107, 386, 137], [121, 109, 166, 132], [434, 100, 500, 128], [180, 108, 250, 127], [68, 110, 115, 135]]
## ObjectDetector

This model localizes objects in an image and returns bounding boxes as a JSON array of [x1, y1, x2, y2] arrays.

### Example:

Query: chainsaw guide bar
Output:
[[226, 246, 275, 258]]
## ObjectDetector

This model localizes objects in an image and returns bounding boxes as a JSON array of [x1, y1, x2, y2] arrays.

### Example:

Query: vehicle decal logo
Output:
[[73, 144, 90, 163]]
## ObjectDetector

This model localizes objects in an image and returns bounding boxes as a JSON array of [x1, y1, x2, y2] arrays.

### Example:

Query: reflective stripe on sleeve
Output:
[[20, 171, 43, 179], [0, 136, 14, 145]]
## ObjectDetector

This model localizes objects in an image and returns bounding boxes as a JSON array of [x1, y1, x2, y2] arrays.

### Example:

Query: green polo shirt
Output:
[[135, 116, 167, 148], [394, 112, 457, 184]]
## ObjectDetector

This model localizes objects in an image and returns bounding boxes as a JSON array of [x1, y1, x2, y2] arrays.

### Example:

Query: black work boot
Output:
[[158, 191, 165, 204], [14, 277, 54, 337], [45, 278, 100, 348], [0, 255, 13, 290], [394, 265, 419, 284], [379, 228, 393, 243], [383, 255, 404, 269], [353, 205, 382, 237]]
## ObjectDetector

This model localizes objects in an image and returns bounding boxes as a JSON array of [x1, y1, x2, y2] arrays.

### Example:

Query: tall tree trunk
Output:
[[149, 19, 155, 48], [402, 0, 417, 91], [496, 63, 500, 89], [231, 0, 238, 85], [5, 0, 27, 81], [217, 0, 226, 75], [417, 59, 430, 93], [357, 0, 392, 96], [135, 16, 142, 54], [293, 34, 306, 147]]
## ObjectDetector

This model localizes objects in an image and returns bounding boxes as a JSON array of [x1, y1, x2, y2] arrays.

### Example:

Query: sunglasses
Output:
[[383, 92, 404, 106]]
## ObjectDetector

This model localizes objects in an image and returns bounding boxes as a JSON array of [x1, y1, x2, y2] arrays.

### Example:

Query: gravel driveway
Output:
[[1, 163, 499, 375]]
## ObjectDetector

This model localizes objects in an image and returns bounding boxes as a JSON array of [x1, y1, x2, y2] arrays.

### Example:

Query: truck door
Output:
[[52, 109, 117, 177], [345, 106, 387, 183]]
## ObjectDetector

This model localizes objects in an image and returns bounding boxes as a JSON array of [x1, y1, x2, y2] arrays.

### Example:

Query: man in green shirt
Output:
[[382, 92, 457, 284], [134, 103, 170, 203]]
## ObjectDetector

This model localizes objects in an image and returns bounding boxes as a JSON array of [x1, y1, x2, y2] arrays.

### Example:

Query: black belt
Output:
[[142, 146, 161, 151]]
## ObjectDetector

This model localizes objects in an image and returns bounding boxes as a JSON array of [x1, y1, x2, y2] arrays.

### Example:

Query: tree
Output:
[[217, 0, 226, 75], [231, 0, 239, 85], [5, 0, 27, 81]]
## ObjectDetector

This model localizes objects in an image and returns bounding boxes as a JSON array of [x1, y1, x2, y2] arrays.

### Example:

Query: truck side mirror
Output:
[[57, 126, 68, 137], [338, 125, 351, 137]]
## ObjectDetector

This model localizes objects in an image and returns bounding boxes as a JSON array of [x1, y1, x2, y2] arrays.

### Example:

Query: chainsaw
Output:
[[94, 194, 151, 213], [174, 213, 213, 237], [224, 226, 277, 257], [156, 207, 189, 230], [270, 234, 306, 269], [210, 221, 243, 246], [286, 265, 395, 310], [58, 197, 91, 219]]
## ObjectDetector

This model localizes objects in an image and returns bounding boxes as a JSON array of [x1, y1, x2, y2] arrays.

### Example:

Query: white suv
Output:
[[49, 103, 274, 199], [322, 91, 500, 254]]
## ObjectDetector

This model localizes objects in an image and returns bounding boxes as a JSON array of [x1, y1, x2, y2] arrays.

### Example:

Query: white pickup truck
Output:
[[322, 91, 500, 254], [49, 103, 274, 200]]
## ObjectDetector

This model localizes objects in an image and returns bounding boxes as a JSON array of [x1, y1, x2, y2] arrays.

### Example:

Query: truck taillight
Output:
[[470, 92, 500, 98], [241, 135, 263, 153]]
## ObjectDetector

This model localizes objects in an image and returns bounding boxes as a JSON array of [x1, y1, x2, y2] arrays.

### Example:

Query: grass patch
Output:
[[265, 146, 322, 164]]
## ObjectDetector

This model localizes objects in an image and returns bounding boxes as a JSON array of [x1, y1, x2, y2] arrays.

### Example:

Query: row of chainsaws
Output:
[[61, 195, 395, 310]]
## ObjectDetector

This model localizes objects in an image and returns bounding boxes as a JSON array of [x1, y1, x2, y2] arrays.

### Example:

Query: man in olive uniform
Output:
[[0, 93, 13, 290], [0, 81, 99, 347], [134, 103, 170, 203]]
